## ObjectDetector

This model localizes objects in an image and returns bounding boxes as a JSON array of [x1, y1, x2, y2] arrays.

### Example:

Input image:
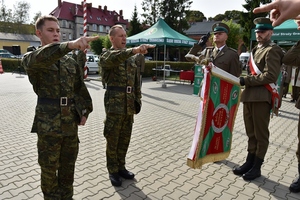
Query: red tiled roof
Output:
[[50, 1, 128, 26]]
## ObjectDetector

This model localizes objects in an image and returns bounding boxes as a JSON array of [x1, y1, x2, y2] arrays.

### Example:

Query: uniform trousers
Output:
[[292, 86, 300, 101], [37, 133, 79, 200], [243, 102, 272, 160], [104, 113, 133, 174]]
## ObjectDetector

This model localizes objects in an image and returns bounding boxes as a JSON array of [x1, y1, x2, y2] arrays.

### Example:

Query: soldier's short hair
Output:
[[35, 15, 59, 30], [109, 25, 125, 36]]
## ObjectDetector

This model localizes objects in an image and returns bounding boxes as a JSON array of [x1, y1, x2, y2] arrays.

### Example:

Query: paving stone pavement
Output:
[[1, 72, 300, 200]]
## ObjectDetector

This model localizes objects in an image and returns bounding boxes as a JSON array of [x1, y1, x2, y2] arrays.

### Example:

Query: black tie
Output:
[[214, 48, 219, 58]]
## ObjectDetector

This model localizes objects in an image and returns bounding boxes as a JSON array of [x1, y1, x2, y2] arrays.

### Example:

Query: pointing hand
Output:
[[68, 36, 100, 51]]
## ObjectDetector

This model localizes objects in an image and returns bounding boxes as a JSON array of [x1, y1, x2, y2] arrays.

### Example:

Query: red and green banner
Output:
[[187, 67, 241, 169]]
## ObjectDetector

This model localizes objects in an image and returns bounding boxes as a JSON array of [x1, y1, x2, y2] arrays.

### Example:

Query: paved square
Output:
[[0, 72, 300, 200]]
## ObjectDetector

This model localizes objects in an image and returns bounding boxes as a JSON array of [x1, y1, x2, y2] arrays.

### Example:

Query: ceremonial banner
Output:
[[187, 66, 241, 169]]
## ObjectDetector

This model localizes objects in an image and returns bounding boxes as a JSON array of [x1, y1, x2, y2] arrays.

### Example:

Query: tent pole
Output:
[[162, 44, 167, 88]]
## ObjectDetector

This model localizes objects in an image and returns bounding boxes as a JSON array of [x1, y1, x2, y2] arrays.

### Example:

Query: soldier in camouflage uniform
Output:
[[99, 24, 154, 187], [71, 50, 77, 60], [21, 15, 98, 200], [134, 53, 145, 86], [76, 50, 87, 69], [99, 48, 107, 89]]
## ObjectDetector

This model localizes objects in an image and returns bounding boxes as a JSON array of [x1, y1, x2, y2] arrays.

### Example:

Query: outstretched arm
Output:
[[253, 0, 300, 27]]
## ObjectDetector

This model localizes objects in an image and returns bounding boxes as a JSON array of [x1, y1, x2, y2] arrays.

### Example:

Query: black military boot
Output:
[[233, 153, 255, 175], [109, 173, 122, 187], [289, 164, 300, 193], [243, 156, 263, 181]]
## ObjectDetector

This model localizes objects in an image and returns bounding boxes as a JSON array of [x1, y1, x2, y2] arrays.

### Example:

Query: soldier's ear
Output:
[[36, 29, 42, 38]]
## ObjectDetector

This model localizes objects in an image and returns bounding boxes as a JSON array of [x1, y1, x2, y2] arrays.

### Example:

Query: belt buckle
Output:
[[60, 97, 68, 106], [126, 86, 132, 93]]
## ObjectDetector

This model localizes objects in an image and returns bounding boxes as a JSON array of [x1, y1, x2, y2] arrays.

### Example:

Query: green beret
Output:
[[212, 22, 230, 34], [254, 17, 273, 32]]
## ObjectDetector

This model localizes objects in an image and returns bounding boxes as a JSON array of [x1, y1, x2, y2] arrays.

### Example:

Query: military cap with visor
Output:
[[212, 22, 230, 34], [254, 17, 274, 32]]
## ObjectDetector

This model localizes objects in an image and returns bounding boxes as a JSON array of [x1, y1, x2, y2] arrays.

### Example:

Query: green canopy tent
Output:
[[126, 18, 197, 87], [250, 19, 300, 46]]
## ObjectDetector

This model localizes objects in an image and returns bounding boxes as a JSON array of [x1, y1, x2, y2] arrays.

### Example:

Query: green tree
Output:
[[224, 20, 242, 50], [90, 35, 111, 55], [141, 0, 192, 32], [141, 0, 160, 25], [213, 14, 226, 21], [32, 11, 42, 25], [0, 0, 13, 22], [240, 0, 271, 46], [186, 10, 206, 22], [128, 5, 143, 37], [13, 1, 30, 24], [102, 35, 112, 49], [224, 10, 242, 21], [160, 0, 192, 33]]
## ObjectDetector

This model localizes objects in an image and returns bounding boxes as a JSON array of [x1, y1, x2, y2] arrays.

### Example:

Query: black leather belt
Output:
[[107, 86, 134, 93], [38, 97, 75, 106]]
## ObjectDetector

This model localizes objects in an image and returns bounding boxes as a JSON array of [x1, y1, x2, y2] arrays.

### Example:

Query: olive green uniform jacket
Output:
[[21, 42, 93, 135], [241, 41, 284, 103], [186, 43, 241, 77]]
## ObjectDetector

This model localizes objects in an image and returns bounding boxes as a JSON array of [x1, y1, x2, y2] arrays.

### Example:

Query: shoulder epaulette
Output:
[[228, 47, 237, 52]]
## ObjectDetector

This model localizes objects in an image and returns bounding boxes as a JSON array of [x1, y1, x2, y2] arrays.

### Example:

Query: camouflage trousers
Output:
[[37, 133, 79, 200], [103, 113, 133, 174]]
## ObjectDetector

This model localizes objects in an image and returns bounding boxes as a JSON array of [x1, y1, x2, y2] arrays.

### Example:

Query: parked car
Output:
[[0, 52, 17, 58], [0, 49, 10, 53], [239, 52, 250, 63], [93, 54, 99, 62], [145, 56, 153, 61], [239, 52, 250, 70], [86, 54, 99, 74]]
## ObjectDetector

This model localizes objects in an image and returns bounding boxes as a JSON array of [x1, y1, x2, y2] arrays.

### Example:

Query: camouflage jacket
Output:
[[77, 50, 87, 69], [99, 48, 141, 115], [21, 42, 93, 135], [134, 53, 145, 73]]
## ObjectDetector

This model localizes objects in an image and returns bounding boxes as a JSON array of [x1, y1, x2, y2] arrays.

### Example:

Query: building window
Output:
[[69, 33, 72, 40], [62, 33, 66, 40], [99, 25, 103, 32], [62, 20, 67, 28], [80, 27, 83, 35], [69, 23, 72, 29], [106, 26, 110, 33], [97, 17, 101, 21], [92, 24, 97, 31]]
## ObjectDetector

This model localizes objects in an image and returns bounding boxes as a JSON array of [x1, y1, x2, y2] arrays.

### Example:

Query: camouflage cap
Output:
[[212, 22, 230, 34], [254, 17, 273, 32]]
